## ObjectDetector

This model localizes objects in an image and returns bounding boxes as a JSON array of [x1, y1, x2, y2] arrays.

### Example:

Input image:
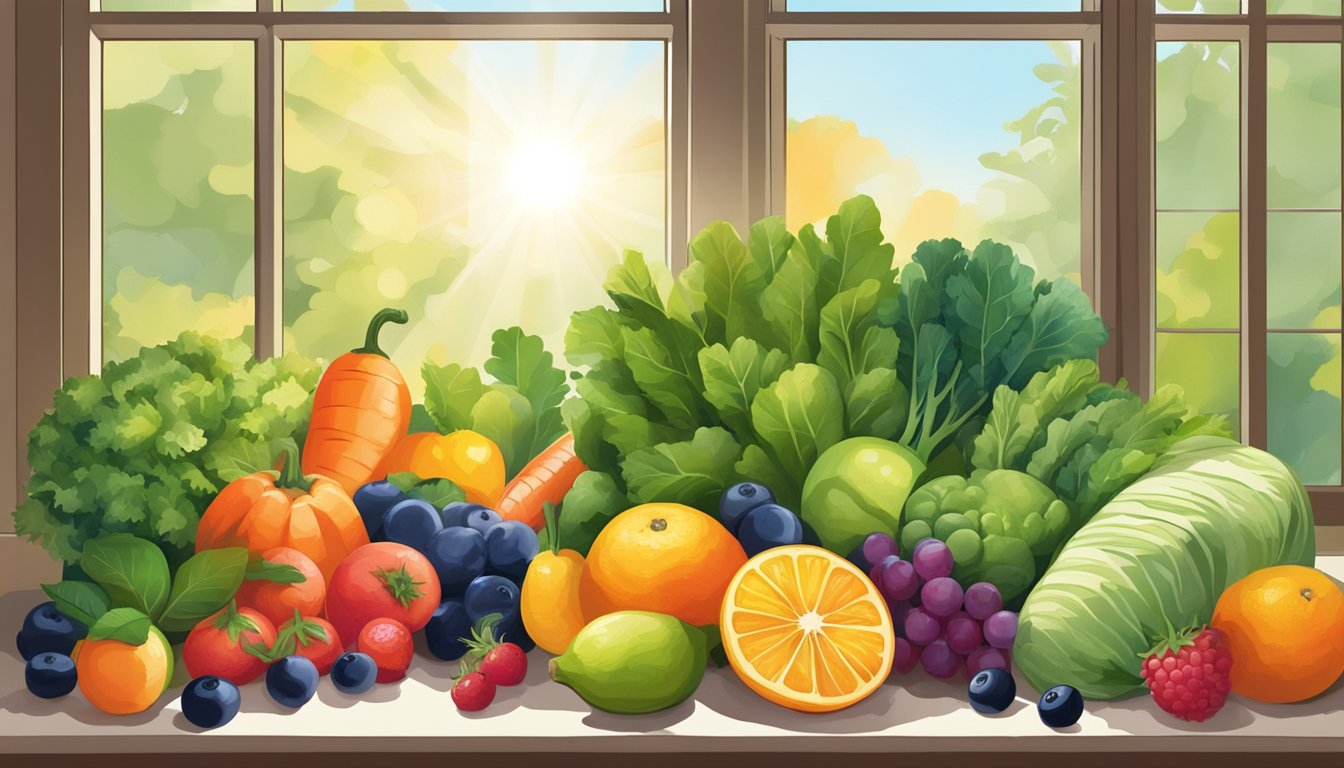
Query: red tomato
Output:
[[183, 602, 277, 685], [236, 547, 327, 628], [325, 542, 440, 646], [357, 618, 414, 683], [277, 613, 343, 675]]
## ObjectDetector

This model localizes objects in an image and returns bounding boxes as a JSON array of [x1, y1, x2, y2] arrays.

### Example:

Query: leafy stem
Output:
[[375, 564, 426, 608]]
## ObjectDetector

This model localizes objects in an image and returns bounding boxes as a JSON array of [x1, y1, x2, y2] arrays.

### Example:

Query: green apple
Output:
[[801, 437, 925, 555]]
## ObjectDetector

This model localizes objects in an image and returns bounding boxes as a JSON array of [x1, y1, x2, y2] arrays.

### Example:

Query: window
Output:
[[1152, 4, 1344, 492], [89, 0, 679, 398]]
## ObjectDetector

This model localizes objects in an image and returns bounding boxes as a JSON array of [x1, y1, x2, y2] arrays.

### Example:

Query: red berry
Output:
[[356, 618, 413, 683], [1140, 625, 1233, 723], [478, 642, 528, 686], [452, 671, 496, 712]]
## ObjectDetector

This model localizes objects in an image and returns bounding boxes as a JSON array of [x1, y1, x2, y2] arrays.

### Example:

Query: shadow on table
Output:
[[1090, 670, 1344, 734]]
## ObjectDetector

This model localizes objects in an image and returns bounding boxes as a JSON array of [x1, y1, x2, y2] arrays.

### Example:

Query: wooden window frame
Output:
[[8, 0, 1343, 527]]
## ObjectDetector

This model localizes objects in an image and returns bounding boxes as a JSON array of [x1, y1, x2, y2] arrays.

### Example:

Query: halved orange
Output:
[[720, 545, 894, 713]]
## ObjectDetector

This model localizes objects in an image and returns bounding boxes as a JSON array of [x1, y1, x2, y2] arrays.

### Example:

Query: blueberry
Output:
[[16, 602, 86, 661], [464, 575, 520, 625], [423, 599, 473, 661], [353, 481, 408, 542], [442, 502, 492, 528], [718, 482, 775, 535], [968, 667, 1016, 714], [330, 653, 378, 695], [736, 504, 804, 557], [424, 527, 487, 597], [181, 676, 241, 728], [484, 520, 539, 581], [464, 507, 503, 536], [496, 612, 536, 654], [25, 653, 76, 699], [266, 655, 319, 709], [1038, 684, 1084, 728], [382, 498, 444, 552]]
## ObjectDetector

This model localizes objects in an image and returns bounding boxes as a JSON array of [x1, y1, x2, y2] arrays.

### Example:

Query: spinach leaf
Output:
[[80, 534, 171, 621], [41, 580, 110, 627], [157, 547, 249, 632], [87, 607, 151, 646]]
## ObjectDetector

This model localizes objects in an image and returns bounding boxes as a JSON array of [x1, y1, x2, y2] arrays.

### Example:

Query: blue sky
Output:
[[787, 40, 1074, 199]]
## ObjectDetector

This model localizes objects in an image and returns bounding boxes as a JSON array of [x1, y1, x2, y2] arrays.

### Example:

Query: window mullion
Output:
[[255, 27, 279, 360], [1246, 2, 1268, 451]]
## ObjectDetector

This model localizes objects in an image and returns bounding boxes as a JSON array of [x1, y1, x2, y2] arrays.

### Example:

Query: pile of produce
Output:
[[12, 195, 1344, 734]]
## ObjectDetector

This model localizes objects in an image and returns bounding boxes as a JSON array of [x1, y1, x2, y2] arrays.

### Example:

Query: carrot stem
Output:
[[352, 308, 409, 358]]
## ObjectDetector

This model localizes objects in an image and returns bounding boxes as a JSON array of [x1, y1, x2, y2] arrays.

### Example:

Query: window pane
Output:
[[1267, 43, 1341, 209], [1157, 42, 1240, 210], [1156, 0, 1242, 12], [786, 40, 1082, 283], [282, 0, 663, 9], [283, 40, 665, 392], [1156, 211, 1239, 329], [1155, 332, 1241, 437], [1269, 333, 1342, 485], [1268, 213, 1341, 330], [102, 41, 255, 362], [786, 1, 1079, 9], [98, 1, 255, 9], [1268, 0, 1342, 14]]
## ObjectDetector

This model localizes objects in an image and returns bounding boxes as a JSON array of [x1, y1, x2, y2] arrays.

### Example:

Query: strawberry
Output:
[[1140, 623, 1233, 722], [461, 613, 528, 687], [451, 670, 496, 712]]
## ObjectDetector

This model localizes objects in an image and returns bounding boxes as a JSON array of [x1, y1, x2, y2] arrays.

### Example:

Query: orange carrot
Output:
[[496, 433, 587, 531], [301, 308, 411, 496]]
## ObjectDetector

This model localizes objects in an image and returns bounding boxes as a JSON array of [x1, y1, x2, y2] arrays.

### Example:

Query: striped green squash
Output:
[[1014, 436, 1316, 700]]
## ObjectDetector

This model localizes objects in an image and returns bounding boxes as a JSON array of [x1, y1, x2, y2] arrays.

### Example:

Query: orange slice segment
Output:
[[721, 545, 894, 713]]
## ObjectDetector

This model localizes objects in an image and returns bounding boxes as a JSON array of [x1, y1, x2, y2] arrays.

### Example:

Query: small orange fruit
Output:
[[521, 548, 588, 655], [76, 627, 173, 715], [721, 545, 894, 713], [579, 503, 747, 627], [378, 430, 505, 506], [1212, 564, 1344, 703]]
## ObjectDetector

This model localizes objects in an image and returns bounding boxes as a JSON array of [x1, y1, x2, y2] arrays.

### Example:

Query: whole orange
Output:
[[579, 503, 747, 627], [1211, 564, 1344, 703], [76, 627, 173, 715]]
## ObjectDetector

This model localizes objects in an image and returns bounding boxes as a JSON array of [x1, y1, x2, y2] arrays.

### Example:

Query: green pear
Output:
[[548, 611, 711, 714]]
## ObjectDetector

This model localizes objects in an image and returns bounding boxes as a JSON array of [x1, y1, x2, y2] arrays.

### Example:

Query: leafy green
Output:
[[552, 470, 626, 556], [13, 333, 320, 567], [1016, 437, 1316, 700], [87, 607, 152, 646], [969, 359, 1230, 534], [386, 472, 468, 509], [560, 196, 1108, 534], [422, 326, 570, 479], [41, 580, 110, 628], [156, 547, 250, 633]]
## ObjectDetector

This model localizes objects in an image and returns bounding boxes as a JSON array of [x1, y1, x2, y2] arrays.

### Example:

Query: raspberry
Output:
[[1140, 624, 1233, 723]]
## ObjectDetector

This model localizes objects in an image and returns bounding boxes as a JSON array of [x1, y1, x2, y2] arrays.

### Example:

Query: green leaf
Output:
[[561, 396, 622, 479], [971, 359, 1101, 472], [388, 472, 468, 509], [817, 280, 896, 392], [156, 547, 249, 632], [470, 387, 535, 479], [892, 239, 969, 373], [244, 553, 307, 585], [621, 427, 742, 512], [819, 195, 896, 302], [422, 362, 490, 434], [748, 216, 796, 281], [87, 607, 152, 646], [80, 533, 171, 620], [844, 368, 908, 441], [734, 444, 800, 510], [943, 240, 1037, 388], [760, 235, 822, 364], [41, 580, 111, 627], [557, 471, 628, 557], [565, 306, 628, 369], [622, 326, 708, 430], [484, 327, 568, 444], [698, 338, 789, 438], [691, 221, 767, 343], [749, 364, 845, 497], [999, 280, 1109, 390]]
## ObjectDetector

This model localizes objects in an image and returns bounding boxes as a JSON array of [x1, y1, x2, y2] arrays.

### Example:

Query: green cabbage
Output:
[[1014, 436, 1316, 700]]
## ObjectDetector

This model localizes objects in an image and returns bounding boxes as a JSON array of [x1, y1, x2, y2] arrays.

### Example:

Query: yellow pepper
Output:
[[378, 430, 505, 507]]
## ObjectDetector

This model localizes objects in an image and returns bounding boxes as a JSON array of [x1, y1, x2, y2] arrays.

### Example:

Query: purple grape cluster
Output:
[[853, 533, 1017, 682]]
